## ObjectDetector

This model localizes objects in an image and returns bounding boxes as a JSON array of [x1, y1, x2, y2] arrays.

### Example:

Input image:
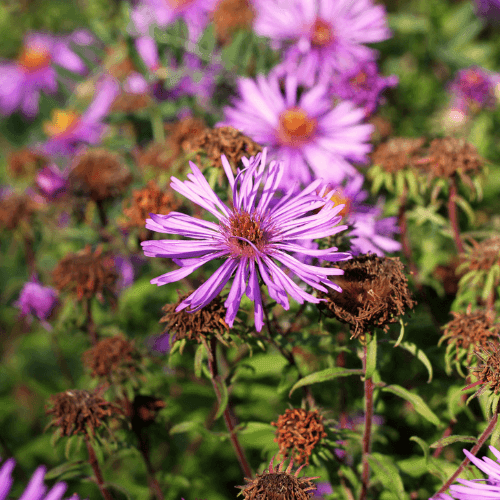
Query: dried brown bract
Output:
[[69, 148, 132, 202], [160, 293, 230, 345], [165, 116, 206, 162], [237, 456, 319, 500], [370, 137, 425, 173], [8, 148, 47, 178], [462, 236, 500, 272], [212, 0, 255, 45], [82, 335, 140, 381], [318, 254, 416, 338], [272, 408, 327, 465], [52, 245, 118, 302], [472, 342, 500, 396], [135, 142, 172, 171], [185, 126, 262, 169], [433, 258, 462, 296], [45, 388, 121, 437], [112, 92, 151, 113], [0, 192, 39, 230]]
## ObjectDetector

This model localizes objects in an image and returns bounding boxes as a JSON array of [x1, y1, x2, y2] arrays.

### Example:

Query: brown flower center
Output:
[[310, 18, 333, 47], [18, 43, 51, 71], [278, 108, 317, 147], [350, 71, 368, 89], [225, 211, 271, 257]]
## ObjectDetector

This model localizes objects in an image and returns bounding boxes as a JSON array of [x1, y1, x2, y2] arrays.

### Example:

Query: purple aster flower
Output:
[[0, 458, 79, 500], [312, 482, 333, 499], [42, 76, 120, 156], [475, 0, 500, 23], [141, 150, 351, 331], [252, 0, 391, 86], [221, 72, 373, 188], [114, 255, 135, 290], [434, 446, 500, 500], [147, 331, 172, 354], [14, 276, 58, 330], [35, 163, 68, 200], [449, 66, 499, 113], [0, 32, 90, 118], [329, 58, 398, 116], [135, 36, 161, 72]]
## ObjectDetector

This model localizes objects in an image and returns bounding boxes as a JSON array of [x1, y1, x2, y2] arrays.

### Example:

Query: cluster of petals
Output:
[[142, 150, 350, 331], [251, 0, 391, 86], [221, 72, 373, 188], [0, 31, 92, 119]]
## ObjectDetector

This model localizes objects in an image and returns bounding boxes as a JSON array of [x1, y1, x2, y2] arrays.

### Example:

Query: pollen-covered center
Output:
[[310, 18, 334, 47], [350, 71, 369, 90], [329, 189, 351, 218], [43, 109, 80, 137], [18, 43, 52, 71], [224, 210, 271, 258], [278, 108, 317, 147]]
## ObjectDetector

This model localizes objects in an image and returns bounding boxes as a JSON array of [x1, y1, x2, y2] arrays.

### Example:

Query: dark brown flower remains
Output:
[[370, 137, 425, 173]]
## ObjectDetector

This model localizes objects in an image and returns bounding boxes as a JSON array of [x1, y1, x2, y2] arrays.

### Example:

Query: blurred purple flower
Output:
[[0, 458, 79, 500], [221, 72, 373, 188], [475, 0, 500, 23], [114, 255, 135, 291], [329, 59, 398, 116], [312, 482, 333, 499], [42, 76, 120, 156], [35, 163, 68, 200], [15, 276, 58, 330], [0, 32, 90, 118], [142, 150, 350, 331], [252, 0, 391, 86], [135, 36, 161, 72], [147, 331, 171, 354], [449, 66, 499, 113], [123, 72, 151, 94]]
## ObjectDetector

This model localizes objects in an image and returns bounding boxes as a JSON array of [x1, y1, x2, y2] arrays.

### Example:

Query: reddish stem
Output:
[[85, 435, 114, 500], [448, 176, 465, 254]]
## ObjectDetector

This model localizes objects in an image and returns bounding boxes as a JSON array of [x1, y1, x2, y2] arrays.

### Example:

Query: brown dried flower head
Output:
[[112, 91, 151, 114], [52, 245, 118, 302], [160, 293, 230, 346], [212, 0, 256, 45], [0, 192, 39, 231], [69, 148, 132, 202], [121, 180, 180, 232], [370, 137, 425, 173], [461, 236, 500, 272], [134, 142, 172, 171], [272, 408, 327, 465], [471, 341, 500, 397], [318, 254, 416, 338], [237, 456, 319, 500], [165, 116, 207, 163], [45, 388, 121, 436], [8, 148, 48, 178], [433, 258, 462, 296], [185, 126, 263, 170], [82, 335, 140, 381]]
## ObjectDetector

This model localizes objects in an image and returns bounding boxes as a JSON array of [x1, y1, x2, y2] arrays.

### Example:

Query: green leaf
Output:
[[482, 268, 497, 302], [410, 436, 430, 465], [45, 461, 86, 481], [289, 368, 363, 397], [394, 318, 405, 348], [391, 341, 433, 383], [169, 421, 201, 435], [382, 384, 442, 427], [214, 376, 229, 420], [365, 331, 377, 379], [430, 435, 477, 448], [194, 343, 205, 379], [367, 453, 409, 500]]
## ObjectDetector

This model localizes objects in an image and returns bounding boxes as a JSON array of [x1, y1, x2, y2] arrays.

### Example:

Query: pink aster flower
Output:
[[141, 150, 351, 331], [221, 72, 373, 188], [35, 163, 68, 201], [0, 32, 90, 118], [252, 0, 391, 86], [42, 76, 120, 156], [0, 457, 79, 500]]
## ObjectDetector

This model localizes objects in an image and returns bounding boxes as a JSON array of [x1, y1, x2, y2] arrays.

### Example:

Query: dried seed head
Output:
[[69, 148, 132, 202], [160, 293, 230, 345], [318, 254, 416, 338], [212, 0, 256, 45], [82, 335, 140, 381], [135, 142, 173, 171], [8, 149, 48, 178], [462, 237, 500, 272], [0, 192, 39, 230], [184, 126, 262, 169], [164, 116, 206, 166], [45, 388, 121, 436], [237, 456, 319, 500], [433, 258, 462, 296], [121, 180, 180, 232], [52, 245, 118, 302], [112, 91, 151, 113], [472, 342, 500, 396], [272, 408, 327, 465], [370, 137, 425, 173]]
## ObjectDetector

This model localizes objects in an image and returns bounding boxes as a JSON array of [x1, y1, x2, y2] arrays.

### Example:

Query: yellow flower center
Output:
[[18, 43, 52, 71], [43, 110, 80, 137], [310, 18, 333, 47], [278, 107, 317, 146], [329, 189, 350, 218], [165, 0, 195, 9]]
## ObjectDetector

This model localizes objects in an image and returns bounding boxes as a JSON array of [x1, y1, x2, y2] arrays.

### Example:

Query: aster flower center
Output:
[[350, 71, 369, 90], [223, 210, 272, 258], [17, 43, 52, 71], [165, 0, 196, 9], [43, 109, 80, 137], [463, 69, 486, 87], [310, 18, 334, 47], [278, 108, 317, 147], [329, 190, 350, 218]]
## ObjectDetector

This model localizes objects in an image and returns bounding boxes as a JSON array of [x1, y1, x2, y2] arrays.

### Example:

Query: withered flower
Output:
[[185, 126, 262, 170], [164, 116, 206, 163], [45, 387, 121, 436], [160, 293, 230, 346], [69, 148, 132, 202], [460, 236, 500, 272], [52, 245, 118, 302], [433, 258, 462, 296], [82, 335, 140, 381], [272, 408, 327, 465], [370, 137, 425, 174], [0, 192, 39, 231], [134, 141, 173, 172], [318, 254, 416, 338], [237, 456, 319, 500], [8, 148, 47, 178], [471, 342, 500, 397], [212, 0, 256, 45]]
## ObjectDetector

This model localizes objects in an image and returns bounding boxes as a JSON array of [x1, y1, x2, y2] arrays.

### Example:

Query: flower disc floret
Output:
[[142, 150, 350, 331]]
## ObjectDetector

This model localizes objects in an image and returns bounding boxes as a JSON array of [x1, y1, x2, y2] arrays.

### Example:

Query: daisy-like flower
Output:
[[141, 150, 350, 331], [221, 72, 373, 188], [42, 76, 120, 156], [0, 31, 91, 119], [252, 0, 391, 86]]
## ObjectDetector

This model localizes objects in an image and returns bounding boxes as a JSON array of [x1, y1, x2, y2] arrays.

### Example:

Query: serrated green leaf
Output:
[[367, 453, 409, 500], [430, 435, 477, 448], [382, 384, 442, 427], [289, 368, 363, 397], [365, 332, 377, 379]]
